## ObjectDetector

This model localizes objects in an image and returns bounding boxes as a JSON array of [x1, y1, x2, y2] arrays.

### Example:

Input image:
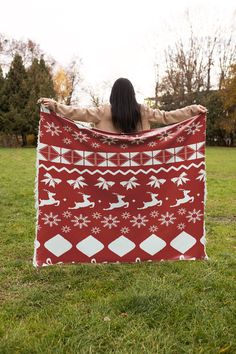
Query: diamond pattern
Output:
[[170, 231, 196, 253], [139, 234, 166, 255], [108, 236, 136, 257], [44, 234, 72, 257], [76, 236, 104, 257]]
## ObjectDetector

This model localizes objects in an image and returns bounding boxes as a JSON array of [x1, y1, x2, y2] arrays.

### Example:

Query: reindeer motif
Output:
[[170, 189, 194, 207], [69, 192, 95, 209], [137, 192, 163, 210], [103, 193, 129, 210], [39, 189, 60, 207]]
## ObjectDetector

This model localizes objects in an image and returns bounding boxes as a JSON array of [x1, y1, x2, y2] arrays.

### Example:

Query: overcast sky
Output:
[[1, 0, 235, 105]]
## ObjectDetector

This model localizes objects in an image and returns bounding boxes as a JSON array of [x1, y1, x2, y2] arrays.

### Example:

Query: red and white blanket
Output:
[[33, 108, 208, 267]]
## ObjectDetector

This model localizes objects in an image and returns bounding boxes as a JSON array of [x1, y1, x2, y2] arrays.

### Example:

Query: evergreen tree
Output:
[[25, 56, 56, 144], [1, 54, 29, 145]]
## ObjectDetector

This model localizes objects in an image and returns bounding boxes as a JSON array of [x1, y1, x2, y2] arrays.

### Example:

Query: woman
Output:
[[37, 77, 207, 134]]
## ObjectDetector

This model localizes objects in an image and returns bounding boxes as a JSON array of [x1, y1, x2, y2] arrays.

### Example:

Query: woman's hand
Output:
[[37, 97, 57, 111], [196, 104, 208, 114]]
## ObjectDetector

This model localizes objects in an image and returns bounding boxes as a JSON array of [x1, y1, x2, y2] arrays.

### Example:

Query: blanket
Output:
[[33, 107, 208, 267]]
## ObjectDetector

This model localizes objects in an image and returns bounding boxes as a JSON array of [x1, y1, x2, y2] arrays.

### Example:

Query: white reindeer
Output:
[[69, 192, 95, 209], [137, 192, 163, 210], [103, 193, 129, 210], [39, 189, 60, 207], [170, 189, 194, 207]]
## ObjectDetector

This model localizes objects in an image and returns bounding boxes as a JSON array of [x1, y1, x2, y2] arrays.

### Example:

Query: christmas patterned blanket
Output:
[[33, 107, 208, 267]]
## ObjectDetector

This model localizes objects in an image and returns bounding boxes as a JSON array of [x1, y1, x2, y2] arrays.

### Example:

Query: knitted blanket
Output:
[[33, 108, 208, 267]]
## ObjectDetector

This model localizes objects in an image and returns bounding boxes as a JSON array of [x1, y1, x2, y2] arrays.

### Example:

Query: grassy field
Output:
[[0, 147, 235, 354]]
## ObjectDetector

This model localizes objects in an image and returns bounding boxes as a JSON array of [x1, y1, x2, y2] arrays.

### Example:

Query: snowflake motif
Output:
[[37, 224, 42, 231], [72, 131, 89, 142], [61, 225, 71, 233], [150, 210, 159, 218], [63, 137, 72, 145], [121, 212, 131, 219], [186, 209, 203, 223], [39, 131, 44, 137], [71, 214, 91, 228], [177, 124, 184, 130], [101, 214, 120, 229], [131, 137, 147, 145], [63, 125, 72, 132], [177, 223, 186, 230], [38, 209, 42, 216], [159, 130, 173, 141], [148, 141, 157, 147], [178, 208, 186, 215], [100, 136, 118, 145], [158, 212, 176, 226], [176, 136, 185, 143], [62, 210, 72, 219], [120, 226, 130, 234], [42, 212, 61, 227], [130, 213, 148, 228], [92, 212, 102, 219], [44, 122, 62, 136], [91, 142, 100, 148], [185, 122, 203, 135], [120, 143, 128, 149], [149, 225, 158, 232], [91, 226, 101, 234]]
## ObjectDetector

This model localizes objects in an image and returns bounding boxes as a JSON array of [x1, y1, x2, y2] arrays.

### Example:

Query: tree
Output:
[[0, 54, 29, 145], [53, 67, 73, 104]]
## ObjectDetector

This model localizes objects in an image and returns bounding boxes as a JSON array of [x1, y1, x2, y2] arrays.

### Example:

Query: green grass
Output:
[[0, 147, 235, 354]]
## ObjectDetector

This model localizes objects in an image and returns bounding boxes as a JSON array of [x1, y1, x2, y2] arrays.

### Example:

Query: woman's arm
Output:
[[37, 98, 102, 124], [144, 104, 207, 125]]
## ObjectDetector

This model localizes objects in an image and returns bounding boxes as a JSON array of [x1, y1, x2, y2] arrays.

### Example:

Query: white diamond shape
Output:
[[108, 236, 135, 257], [139, 234, 166, 255], [34, 239, 40, 249], [200, 235, 206, 245], [76, 235, 104, 257], [170, 231, 196, 253], [44, 234, 72, 257]]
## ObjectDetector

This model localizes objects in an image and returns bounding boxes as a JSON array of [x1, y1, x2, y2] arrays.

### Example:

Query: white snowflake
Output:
[[39, 131, 44, 137], [186, 209, 203, 223], [63, 137, 72, 145], [120, 226, 130, 234], [159, 130, 173, 141], [177, 124, 184, 130], [148, 141, 157, 147], [176, 136, 185, 143], [37, 224, 42, 231], [177, 223, 186, 230], [72, 131, 89, 142], [158, 212, 176, 226], [130, 213, 148, 228], [120, 143, 128, 149], [63, 125, 72, 132], [178, 208, 186, 215], [62, 210, 72, 219], [185, 122, 203, 135], [42, 212, 61, 227], [121, 212, 131, 219], [41, 173, 61, 188], [91, 142, 100, 148], [92, 212, 102, 219], [196, 169, 206, 182], [61, 225, 71, 233], [150, 210, 159, 218], [131, 137, 147, 145], [100, 136, 118, 145], [101, 214, 120, 229], [44, 122, 62, 136], [91, 226, 101, 234], [149, 225, 158, 232], [71, 214, 91, 228], [67, 176, 88, 189]]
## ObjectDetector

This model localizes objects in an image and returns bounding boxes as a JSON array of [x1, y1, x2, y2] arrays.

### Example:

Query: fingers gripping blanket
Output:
[[33, 108, 208, 267]]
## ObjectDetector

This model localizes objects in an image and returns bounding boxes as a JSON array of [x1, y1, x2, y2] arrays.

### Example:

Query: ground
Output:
[[0, 147, 235, 354]]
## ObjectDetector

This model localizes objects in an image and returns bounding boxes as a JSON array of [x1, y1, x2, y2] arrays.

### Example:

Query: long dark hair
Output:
[[109, 78, 143, 133]]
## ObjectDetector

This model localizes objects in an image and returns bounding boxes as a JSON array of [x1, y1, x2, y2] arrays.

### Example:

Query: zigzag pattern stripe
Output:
[[38, 161, 205, 175]]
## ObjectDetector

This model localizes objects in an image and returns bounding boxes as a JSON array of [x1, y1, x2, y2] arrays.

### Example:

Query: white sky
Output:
[[1, 0, 235, 105]]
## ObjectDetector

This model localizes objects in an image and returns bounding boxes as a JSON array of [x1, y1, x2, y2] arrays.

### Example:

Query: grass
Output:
[[0, 146, 235, 354]]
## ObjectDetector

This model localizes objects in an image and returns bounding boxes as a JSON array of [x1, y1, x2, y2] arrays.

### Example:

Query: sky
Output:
[[0, 0, 235, 105]]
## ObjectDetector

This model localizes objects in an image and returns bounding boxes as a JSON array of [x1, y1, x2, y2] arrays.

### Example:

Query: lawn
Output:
[[0, 147, 235, 354]]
